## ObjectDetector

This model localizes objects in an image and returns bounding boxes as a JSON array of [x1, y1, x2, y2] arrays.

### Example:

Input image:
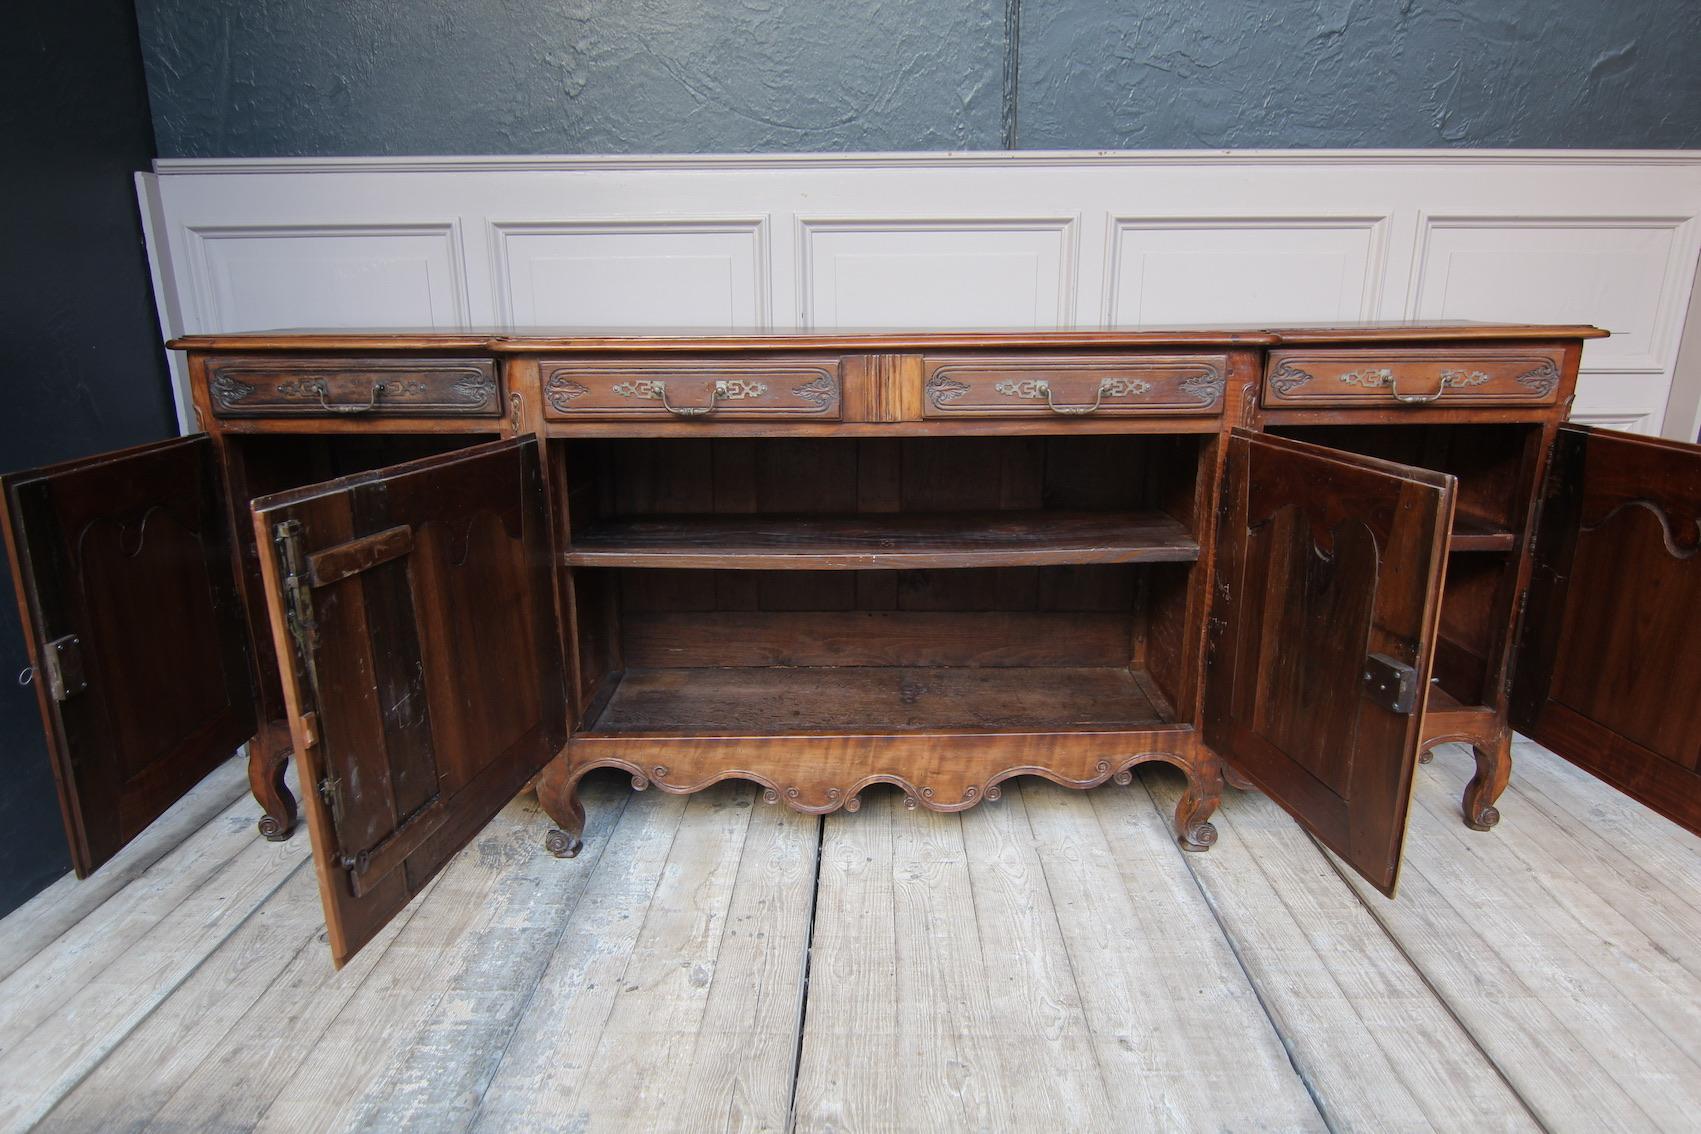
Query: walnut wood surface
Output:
[[919, 354, 1226, 418], [588, 665, 1168, 732], [564, 510, 1199, 569], [0, 436, 256, 877], [1447, 515, 1517, 552], [13, 320, 1657, 965], [168, 322, 1607, 353], [1265, 348, 1565, 409], [541, 356, 843, 421], [250, 438, 567, 965], [206, 356, 502, 419], [550, 727, 1204, 818], [1514, 424, 1701, 836], [1205, 429, 1455, 895]]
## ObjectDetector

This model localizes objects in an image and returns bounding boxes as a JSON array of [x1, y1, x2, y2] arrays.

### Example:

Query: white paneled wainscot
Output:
[[139, 151, 1701, 438]]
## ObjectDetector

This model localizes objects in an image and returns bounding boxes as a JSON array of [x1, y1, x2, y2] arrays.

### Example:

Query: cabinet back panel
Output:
[[567, 435, 1204, 527], [1434, 554, 1512, 706], [1269, 424, 1540, 530], [608, 565, 1140, 669]]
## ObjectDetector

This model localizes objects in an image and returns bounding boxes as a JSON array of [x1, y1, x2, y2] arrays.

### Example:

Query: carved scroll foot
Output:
[[1463, 734, 1512, 832], [1417, 747, 1435, 765], [248, 724, 297, 841], [537, 756, 586, 858], [1175, 755, 1224, 852], [1223, 764, 1255, 792]]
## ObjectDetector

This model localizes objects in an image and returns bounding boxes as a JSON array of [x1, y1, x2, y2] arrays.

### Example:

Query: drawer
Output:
[[542, 358, 842, 421], [1263, 348, 1563, 409], [207, 357, 501, 418], [920, 354, 1226, 418]]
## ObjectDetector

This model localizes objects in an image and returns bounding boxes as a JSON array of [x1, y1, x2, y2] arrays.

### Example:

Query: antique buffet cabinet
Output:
[[6, 323, 1700, 966]]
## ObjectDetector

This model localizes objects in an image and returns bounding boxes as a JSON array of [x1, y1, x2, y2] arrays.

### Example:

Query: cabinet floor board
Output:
[[11, 739, 1699, 1133], [591, 665, 1168, 733]]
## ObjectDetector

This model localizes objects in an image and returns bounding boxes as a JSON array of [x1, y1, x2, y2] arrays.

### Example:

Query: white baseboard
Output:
[[139, 149, 1701, 438]]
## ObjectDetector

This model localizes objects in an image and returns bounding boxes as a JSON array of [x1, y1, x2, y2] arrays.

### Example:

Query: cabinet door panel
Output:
[[1, 435, 255, 876], [1512, 424, 1701, 835], [252, 437, 566, 965], [1206, 430, 1454, 895]]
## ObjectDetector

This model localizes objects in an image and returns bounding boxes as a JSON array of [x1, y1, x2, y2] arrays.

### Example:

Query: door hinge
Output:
[[318, 774, 343, 825], [1362, 652, 1420, 715], [273, 519, 321, 668], [41, 634, 87, 702], [1205, 616, 1227, 669], [1504, 586, 1532, 697]]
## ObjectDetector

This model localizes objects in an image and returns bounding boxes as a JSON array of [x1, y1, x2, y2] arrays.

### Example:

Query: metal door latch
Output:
[[42, 635, 87, 702], [1362, 652, 1420, 715]]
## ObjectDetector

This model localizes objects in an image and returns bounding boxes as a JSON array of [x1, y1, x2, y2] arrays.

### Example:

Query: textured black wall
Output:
[[0, 2, 179, 916], [136, 0, 1701, 156]]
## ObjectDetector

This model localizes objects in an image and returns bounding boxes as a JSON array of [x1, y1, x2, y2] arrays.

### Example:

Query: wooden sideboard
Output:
[[6, 324, 1699, 967]]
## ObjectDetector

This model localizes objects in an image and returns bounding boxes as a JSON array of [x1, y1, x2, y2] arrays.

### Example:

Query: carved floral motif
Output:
[[545, 374, 590, 410], [1269, 360, 1314, 396], [1515, 359, 1560, 395], [210, 373, 256, 407], [925, 373, 970, 406], [790, 373, 838, 408], [450, 371, 497, 406], [1179, 369, 1225, 405]]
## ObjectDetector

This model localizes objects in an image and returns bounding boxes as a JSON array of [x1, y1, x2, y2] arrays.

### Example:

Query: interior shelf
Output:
[[585, 665, 1174, 732], [1450, 515, 1518, 552], [562, 511, 1200, 570]]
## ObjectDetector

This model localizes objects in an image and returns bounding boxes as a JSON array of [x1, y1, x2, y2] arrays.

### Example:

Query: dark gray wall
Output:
[[136, 0, 1701, 156], [1017, 1, 1701, 149], [137, 0, 1009, 156], [1, 1, 179, 916]]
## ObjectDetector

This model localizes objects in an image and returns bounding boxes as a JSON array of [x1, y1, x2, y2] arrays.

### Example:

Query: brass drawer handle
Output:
[[994, 377, 1104, 415], [1045, 382, 1105, 415], [317, 381, 388, 414], [658, 385, 717, 417], [993, 375, 1154, 415], [1390, 378, 1443, 405]]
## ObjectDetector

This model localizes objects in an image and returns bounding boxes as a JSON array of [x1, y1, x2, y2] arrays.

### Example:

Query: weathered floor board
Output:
[[4, 741, 1698, 1134], [1143, 766, 1539, 1133], [1336, 742, 1701, 1134]]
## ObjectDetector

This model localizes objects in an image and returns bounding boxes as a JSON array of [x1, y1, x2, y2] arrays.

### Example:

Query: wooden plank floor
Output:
[[2, 738, 1698, 1133]]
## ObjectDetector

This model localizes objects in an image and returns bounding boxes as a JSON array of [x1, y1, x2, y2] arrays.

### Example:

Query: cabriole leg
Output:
[[537, 756, 585, 858], [1175, 752, 1224, 851], [1463, 731, 1513, 831], [249, 720, 297, 841]]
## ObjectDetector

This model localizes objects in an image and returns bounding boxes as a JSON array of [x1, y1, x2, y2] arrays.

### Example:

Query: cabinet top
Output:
[[168, 321, 1607, 353]]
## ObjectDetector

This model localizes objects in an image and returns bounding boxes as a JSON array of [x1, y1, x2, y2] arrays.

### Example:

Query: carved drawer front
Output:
[[541, 357, 843, 421], [207, 357, 501, 418], [1262, 348, 1564, 409], [920, 354, 1227, 418]]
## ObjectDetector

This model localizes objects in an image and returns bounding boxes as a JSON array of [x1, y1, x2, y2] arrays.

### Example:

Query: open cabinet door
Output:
[[1511, 424, 1701, 835], [252, 437, 567, 965], [1, 436, 255, 877], [1206, 429, 1455, 895]]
